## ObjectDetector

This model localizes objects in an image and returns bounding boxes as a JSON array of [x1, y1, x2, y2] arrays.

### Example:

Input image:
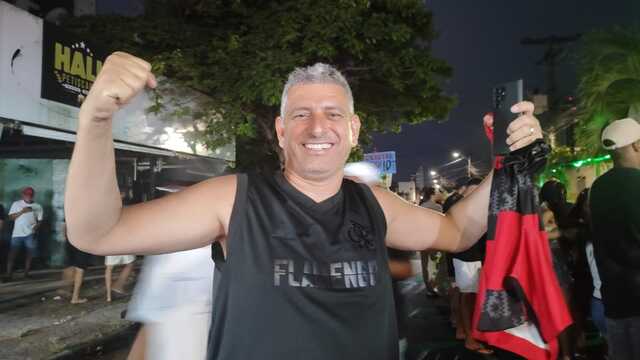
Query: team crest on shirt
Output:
[[347, 220, 376, 251]]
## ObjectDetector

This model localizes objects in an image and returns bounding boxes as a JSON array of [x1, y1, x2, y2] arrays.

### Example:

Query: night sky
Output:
[[371, 0, 638, 182]]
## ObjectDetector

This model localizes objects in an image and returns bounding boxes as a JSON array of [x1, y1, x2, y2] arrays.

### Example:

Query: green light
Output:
[[593, 154, 611, 162], [567, 154, 611, 169]]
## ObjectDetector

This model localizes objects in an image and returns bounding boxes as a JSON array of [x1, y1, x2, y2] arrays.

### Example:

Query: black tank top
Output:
[[207, 172, 397, 360]]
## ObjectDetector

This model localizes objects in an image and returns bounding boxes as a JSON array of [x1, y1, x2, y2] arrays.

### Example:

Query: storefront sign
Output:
[[41, 22, 108, 107]]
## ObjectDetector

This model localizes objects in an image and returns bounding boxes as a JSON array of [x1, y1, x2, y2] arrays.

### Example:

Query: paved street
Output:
[[0, 265, 608, 359], [0, 266, 137, 360]]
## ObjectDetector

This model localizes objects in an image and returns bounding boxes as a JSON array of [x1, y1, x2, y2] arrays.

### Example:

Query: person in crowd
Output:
[[105, 255, 136, 302], [419, 186, 443, 212], [569, 188, 606, 339], [104, 190, 137, 302], [540, 180, 575, 293], [60, 220, 93, 304], [419, 186, 443, 297], [65, 52, 542, 359], [540, 179, 580, 360], [125, 187, 216, 360], [5, 186, 43, 281], [388, 247, 415, 360], [589, 117, 640, 360], [446, 178, 492, 355], [441, 177, 471, 337], [0, 203, 6, 274]]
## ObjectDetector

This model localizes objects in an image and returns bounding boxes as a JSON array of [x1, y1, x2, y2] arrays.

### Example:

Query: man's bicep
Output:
[[372, 187, 460, 251], [90, 175, 237, 256]]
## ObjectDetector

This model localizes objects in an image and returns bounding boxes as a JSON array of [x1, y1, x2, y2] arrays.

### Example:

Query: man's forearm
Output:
[[447, 171, 493, 252], [65, 52, 156, 252], [65, 116, 122, 249]]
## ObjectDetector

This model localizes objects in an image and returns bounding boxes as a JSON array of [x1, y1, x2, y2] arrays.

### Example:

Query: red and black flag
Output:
[[472, 140, 572, 359]]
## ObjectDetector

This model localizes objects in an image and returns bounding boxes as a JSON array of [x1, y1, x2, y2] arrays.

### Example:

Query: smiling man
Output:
[[65, 52, 542, 360]]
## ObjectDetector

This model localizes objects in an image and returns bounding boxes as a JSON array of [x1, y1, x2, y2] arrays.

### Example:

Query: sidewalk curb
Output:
[[46, 323, 139, 360], [0, 275, 105, 304]]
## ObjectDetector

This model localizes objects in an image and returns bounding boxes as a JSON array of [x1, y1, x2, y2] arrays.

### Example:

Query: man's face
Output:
[[276, 83, 361, 180], [22, 192, 34, 203]]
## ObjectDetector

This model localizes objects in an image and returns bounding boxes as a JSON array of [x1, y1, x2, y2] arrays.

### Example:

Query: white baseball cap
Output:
[[601, 117, 640, 150]]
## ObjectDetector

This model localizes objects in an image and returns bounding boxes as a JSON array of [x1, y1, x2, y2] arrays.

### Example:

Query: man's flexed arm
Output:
[[65, 52, 156, 254], [373, 174, 492, 253], [377, 101, 543, 253], [65, 52, 234, 256]]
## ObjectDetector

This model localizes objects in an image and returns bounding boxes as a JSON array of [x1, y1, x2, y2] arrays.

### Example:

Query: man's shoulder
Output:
[[593, 167, 640, 191], [194, 174, 242, 205], [9, 200, 23, 210], [367, 184, 394, 202]]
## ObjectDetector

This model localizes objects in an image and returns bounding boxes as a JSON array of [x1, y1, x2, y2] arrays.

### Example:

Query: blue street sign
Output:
[[364, 151, 396, 174]]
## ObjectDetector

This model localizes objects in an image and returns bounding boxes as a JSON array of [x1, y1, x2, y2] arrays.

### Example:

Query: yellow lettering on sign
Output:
[[70, 51, 86, 79], [86, 57, 95, 81], [95, 60, 103, 78], [54, 43, 70, 72], [86, 58, 103, 81]]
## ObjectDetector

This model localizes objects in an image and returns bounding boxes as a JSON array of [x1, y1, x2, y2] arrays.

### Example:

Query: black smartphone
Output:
[[492, 79, 523, 155]]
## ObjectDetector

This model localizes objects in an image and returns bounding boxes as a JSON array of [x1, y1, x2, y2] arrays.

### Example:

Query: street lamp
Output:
[[452, 151, 472, 177], [432, 179, 438, 184], [429, 170, 437, 177]]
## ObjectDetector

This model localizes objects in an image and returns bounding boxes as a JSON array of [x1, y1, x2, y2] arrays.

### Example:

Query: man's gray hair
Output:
[[280, 63, 354, 118]]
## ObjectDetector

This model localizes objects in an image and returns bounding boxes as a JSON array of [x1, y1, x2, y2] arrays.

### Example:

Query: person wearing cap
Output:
[[5, 187, 44, 281], [589, 117, 640, 360]]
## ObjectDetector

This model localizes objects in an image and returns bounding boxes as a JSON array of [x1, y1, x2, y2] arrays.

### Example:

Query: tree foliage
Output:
[[63, 0, 455, 170], [575, 26, 640, 155]]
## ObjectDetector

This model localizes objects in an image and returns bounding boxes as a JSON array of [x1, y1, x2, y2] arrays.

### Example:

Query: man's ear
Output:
[[349, 114, 362, 147], [275, 116, 285, 148]]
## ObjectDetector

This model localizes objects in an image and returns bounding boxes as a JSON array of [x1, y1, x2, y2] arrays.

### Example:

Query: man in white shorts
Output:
[[450, 178, 492, 355], [105, 254, 136, 302]]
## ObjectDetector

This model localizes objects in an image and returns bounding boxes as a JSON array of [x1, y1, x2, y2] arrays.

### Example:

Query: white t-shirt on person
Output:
[[9, 200, 43, 237], [127, 246, 214, 360]]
